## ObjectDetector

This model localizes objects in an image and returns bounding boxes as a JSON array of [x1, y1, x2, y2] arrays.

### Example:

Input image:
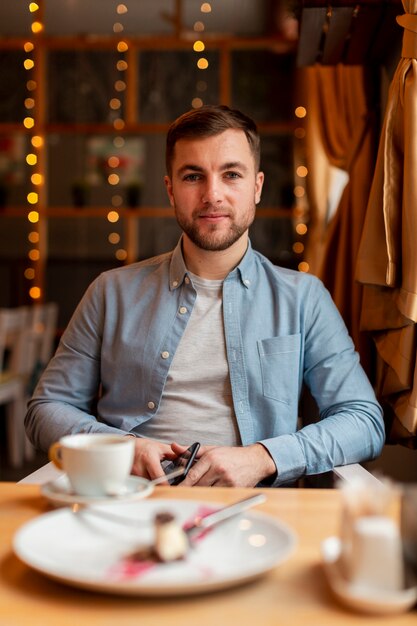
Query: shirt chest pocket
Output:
[[257, 334, 301, 405]]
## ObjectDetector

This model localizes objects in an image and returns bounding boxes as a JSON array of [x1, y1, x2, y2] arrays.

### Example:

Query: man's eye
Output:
[[225, 171, 241, 179], [183, 173, 201, 182]]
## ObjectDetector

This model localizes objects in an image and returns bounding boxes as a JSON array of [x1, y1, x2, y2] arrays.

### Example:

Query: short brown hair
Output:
[[166, 104, 261, 175]]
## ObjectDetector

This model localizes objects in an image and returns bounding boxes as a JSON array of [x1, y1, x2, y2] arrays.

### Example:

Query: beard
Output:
[[175, 205, 256, 252]]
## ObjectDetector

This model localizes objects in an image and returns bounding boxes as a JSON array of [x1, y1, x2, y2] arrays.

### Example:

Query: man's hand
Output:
[[130, 437, 177, 482], [170, 442, 276, 487]]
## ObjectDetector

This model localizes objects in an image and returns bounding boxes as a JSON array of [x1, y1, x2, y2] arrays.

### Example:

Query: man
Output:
[[25, 105, 385, 487]]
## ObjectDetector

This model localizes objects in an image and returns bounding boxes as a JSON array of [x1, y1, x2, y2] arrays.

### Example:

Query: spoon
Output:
[[72, 492, 267, 535]]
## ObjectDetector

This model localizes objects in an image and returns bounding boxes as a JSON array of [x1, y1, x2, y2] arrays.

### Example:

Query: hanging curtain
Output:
[[301, 64, 379, 377], [356, 1, 417, 446]]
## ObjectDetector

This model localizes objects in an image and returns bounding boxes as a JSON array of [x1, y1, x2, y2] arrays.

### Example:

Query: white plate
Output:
[[321, 537, 417, 615], [40, 474, 154, 506], [13, 498, 297, 596]]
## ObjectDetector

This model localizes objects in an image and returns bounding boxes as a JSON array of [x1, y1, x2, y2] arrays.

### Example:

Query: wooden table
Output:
[[0, 483, 415, 626]]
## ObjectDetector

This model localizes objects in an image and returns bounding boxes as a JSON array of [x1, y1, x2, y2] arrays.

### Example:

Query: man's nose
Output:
[[201, 178, 222, 204]]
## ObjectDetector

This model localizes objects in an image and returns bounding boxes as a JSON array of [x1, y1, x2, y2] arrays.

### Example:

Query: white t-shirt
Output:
[[137, 272, 241, 446]]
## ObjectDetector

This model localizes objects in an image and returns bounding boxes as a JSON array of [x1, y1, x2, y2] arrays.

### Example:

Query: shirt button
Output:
[[244, 278, 251, 286], [161, 351, 170, 359], [172, 280, 179, 288], [147, 401, 155, 410], [184, 276, 190, 284], [179, 306, 188, 314]]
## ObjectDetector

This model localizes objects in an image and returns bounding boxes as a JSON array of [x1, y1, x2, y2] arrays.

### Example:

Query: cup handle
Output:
[[48, 442, 63, 470]]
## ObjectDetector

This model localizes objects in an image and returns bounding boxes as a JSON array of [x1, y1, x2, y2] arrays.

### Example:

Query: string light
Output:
[[190, 4, 213, 109], [293, 102, 309, 272], [295, 222, 307, 236], [295, 106, 307, 118], [298, 261, 310, 273], [107, 210, 120, 223], [24, 1, 44, 300], [103, 4, 132, 263]]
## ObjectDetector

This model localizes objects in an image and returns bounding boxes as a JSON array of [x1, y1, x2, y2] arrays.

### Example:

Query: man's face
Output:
[[165, 129, 264, 252]]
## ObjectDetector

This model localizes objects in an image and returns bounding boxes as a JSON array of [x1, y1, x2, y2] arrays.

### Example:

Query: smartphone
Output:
[[162, 442, 200, 485]]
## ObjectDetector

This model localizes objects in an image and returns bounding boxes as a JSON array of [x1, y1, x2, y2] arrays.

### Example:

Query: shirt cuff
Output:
[[259, 434, 306, 486]]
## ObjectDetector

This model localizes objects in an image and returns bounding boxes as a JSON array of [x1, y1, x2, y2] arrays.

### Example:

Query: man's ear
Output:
[[164, 175, 174, 207], [255, 171, 264, 205]]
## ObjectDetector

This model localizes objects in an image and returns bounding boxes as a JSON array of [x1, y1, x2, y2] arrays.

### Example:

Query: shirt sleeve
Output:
[[25, 275, 126, 451], [259, 277, 385, 486]]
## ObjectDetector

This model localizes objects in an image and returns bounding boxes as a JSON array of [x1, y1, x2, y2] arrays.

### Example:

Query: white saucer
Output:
[[40, 474, 154, 506], [321, 536, 417, 615]]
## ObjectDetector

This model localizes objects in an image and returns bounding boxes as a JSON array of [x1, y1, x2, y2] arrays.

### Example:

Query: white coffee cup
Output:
[[49, 433, 135, 497]]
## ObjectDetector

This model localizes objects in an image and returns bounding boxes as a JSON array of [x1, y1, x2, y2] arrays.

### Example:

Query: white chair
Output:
[[0, 307, 32, 467], [0, 303, 58, 468], [26, 302, 59, 394]]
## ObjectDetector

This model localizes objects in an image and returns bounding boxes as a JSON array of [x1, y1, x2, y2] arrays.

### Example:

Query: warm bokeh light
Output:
[[115, 80, 126, 91], [115, 249, 128, 261], [295, 106, 307, 118], [107, 211, 120, 223], [108, 156, 120, 168], [110, 98, 121, 110], [24, 59, 35, 70], [295, 223, 308, 236], [27, 192, 39, 204], [116, 60, 128, 71], [197, 58, 209, 69], [193, 40, 205, 52], [29, 286, 41, 300], [31, 135, 43, 148], [113, 118, 125, 130], [117, 41, 128, 53], [293, 206, 305, 218], [26, 153, 37, 165], [28, 211, 39, 223], [298, 261, 310, 273], [294, 185, 305, 198], [113, 22, 124, 33], [26, 80, 37, 91], [192, 97, 203, 108], [292, 241, 305, 254], [112, 194, 123, 207], [24, 267, 36, 280], [29, 249, 40, 261], [31, 21, 44, 34], [31, 173, 43, 185], [113, 136, 125, 148], [194, 21, 205, 32], [108, 173, 120, 185], [108, 232, 121, 244], [28, 231, 39, 243], [201, 3, 212, 13], [296, 165, 308, 178], [117, 4, 128, 14], [294, 127, 306, 139], [29, 2, 40, 12], [23, 117, 35, 129], [24, 42, 34, 52]]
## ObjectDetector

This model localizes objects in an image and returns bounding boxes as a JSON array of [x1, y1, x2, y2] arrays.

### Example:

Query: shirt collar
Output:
[[169, 236, 256, 290], [169, 237, 189, 291]]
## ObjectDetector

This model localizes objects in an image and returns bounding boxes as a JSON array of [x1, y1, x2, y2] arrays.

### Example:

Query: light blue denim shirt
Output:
[[26, 238, 384, 485]]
